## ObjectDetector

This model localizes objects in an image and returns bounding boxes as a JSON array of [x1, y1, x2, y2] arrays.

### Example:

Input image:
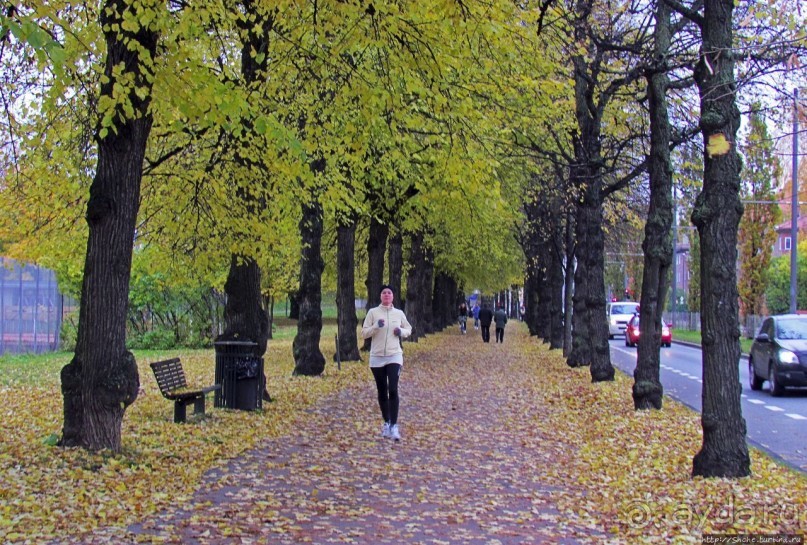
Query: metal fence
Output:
[[663, 310, 764, 339], [0, 258, 71, 355]]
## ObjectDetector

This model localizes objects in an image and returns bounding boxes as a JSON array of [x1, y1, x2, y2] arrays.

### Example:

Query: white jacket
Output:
[[361, 305, 412, 358]]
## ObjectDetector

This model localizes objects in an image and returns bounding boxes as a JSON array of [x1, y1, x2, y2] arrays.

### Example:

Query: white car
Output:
[[606, 301, 640, 338]]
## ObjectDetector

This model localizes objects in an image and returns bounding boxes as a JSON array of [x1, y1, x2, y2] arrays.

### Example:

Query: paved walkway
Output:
[[124, 325, 605, 544]]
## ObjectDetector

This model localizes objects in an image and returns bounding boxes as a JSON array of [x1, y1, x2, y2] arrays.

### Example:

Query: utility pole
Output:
[[790, 88, 799, 314]]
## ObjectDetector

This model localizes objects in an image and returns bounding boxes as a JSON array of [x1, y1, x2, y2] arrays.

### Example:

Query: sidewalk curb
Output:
[[672, 339, 749, 361]]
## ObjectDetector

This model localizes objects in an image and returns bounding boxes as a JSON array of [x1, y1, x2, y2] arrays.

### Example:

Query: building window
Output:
[[785, 237, 792, 251]]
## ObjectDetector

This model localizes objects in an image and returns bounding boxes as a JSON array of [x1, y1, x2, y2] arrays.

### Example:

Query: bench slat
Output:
[[149, 358, 220, 423]]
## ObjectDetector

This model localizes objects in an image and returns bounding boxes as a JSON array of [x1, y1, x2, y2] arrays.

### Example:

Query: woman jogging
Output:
[[361, 285, 412, 441]]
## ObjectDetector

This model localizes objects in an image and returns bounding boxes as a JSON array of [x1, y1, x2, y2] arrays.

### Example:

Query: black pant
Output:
[[481, 324, 491, 342], [496, 327, 504, 343], [371, 364, 401, 425]]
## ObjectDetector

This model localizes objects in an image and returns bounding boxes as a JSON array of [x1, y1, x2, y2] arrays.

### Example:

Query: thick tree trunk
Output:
[[336, 217, 361, 362], [218, 256, 269, 358], [405, 231, 427, 341], [563, 211, 576, 357], [293, 200, 326, 376], [388, 229, 404, 304], [548, 239, 565, 350], [524, 270, 540, 336], [432, 272, 456, 331], [60, 0, 159, 452], [536, 245, 553, 341], [566, 40, 613, 381], [289, 290, 300, 320], [422, 246, 435, 334], [691, 0, 750, 478], [633, 0, 673, 411], [568, 197, 612, 383], [363, 216, 388, 349]]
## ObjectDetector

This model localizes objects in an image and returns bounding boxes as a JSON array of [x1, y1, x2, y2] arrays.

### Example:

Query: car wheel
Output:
[[664, 342, 671, 348], [748, 359, 763, 391], [625, 337, 630, 347], [769, 364, 785, 397], [609, 334, 614, 340]]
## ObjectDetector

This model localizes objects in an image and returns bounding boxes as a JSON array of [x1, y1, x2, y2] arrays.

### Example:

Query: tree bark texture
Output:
[[521, 186, 544, 338], [563, 211, 576, 357], [336, 217, 361, 362], [388, 229, 404, 305], [405, 231, 429, 341], [60, 0, 159, 452], [422, 247, 435, 334], [566, 33, 613, 381], [432, 272, 456, 331], [634, 0, 673, 411], [524, 267, 540, 337], [363, 216, 388, 349], [690, 0, 750, 478], [293, 200, 326, 376], [218, 255, 269, 358]]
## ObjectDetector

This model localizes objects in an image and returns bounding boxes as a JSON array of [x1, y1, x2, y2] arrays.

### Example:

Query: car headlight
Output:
[[778, 349, 800, 365]]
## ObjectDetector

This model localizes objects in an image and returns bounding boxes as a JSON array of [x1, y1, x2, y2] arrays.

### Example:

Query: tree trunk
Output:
[[60, 0, 159, 452], [690, 0, 750, 478], [215, 8, 272, 397], [422, 245, 435, 334], [388, 229, 404, 303], [524, 270, 540, 336], [289, 289, 300, 320], [218, 255, 269, 358], [405, 231, 427, 341], [566, 41, 613, 382], [548, 237, 566, 350], [568, 196, 612, 383], [633, 0, 673, 411], [363, 216, 388, 349], [293, 200, 326, 376], [563, 210, 576, 357], [432, 272, 456, 331], [336, 215, 361, 362]]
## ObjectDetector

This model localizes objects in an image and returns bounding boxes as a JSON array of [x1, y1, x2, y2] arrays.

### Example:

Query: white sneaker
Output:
[[390, 424, 401, 441], [382, 422, 392, 438]]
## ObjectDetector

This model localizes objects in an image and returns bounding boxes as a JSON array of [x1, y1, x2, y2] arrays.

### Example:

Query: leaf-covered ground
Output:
[[2, 323, 807, 544]]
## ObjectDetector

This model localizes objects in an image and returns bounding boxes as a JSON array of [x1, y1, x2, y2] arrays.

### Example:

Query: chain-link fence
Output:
[[0, 258, 72, 355]]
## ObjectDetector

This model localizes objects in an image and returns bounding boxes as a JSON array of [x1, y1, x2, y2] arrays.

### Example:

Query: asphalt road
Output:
[[609, 338, 807, 472]]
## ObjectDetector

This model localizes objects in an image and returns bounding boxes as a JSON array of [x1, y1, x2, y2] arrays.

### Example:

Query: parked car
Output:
[[624, 314, 672, 347], [749, 314, 807, 396], [607, 301, 640, 338]]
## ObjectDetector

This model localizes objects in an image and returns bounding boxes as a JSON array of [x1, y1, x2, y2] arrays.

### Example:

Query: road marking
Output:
[[786, 414, 807, 420], [764, 406, 785, 412], [747, 399, 765, 405]]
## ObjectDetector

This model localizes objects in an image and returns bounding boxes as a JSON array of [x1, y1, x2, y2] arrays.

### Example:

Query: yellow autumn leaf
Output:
[[706, 133, 732, 157]]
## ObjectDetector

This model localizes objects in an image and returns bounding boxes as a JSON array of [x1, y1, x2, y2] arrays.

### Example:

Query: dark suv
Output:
[[749, 314, 807, 396]]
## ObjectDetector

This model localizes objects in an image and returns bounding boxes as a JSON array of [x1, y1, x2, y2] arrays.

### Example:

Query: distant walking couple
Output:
[[477, 302, 508, 343]]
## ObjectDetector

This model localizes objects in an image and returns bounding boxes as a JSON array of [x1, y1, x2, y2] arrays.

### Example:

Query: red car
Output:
[[625, 315, 672, 347]]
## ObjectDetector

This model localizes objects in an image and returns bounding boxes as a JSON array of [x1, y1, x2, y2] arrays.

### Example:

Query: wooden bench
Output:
[[150, 358, 221, 423]]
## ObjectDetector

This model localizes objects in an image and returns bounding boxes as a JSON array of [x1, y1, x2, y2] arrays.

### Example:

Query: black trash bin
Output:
[[214, 341, 264, 410]]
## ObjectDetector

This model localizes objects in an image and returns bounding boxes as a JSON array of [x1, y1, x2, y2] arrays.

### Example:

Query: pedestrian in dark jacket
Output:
[[478, 303, 494, 343], [494, 304, 508, 343]]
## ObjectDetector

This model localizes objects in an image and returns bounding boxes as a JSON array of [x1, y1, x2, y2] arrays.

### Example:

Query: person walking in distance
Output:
[[361, 285, 412, 441], [472, 301, 481, 330], [494, 303, 508, 343], [478, 302, 494, 343], [458, 302, 469, 334]]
